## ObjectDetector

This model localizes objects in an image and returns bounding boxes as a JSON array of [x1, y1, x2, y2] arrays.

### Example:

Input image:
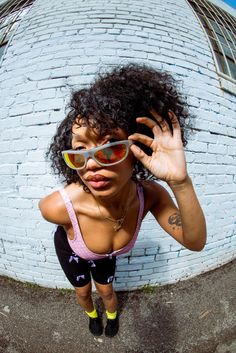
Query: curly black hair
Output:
[[47, 63, 193, 185]]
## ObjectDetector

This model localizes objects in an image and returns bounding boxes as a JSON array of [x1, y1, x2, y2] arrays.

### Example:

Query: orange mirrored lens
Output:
[[94, 144, 126, 164], [67, 153, 85, 168]]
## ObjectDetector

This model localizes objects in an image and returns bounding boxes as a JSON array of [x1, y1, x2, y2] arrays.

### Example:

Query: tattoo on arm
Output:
[[168, 212, 182, 230]]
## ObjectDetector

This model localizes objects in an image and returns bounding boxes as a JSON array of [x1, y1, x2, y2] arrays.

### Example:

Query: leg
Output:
[[95, 281, 119, 337], [94, 282, 118, 313], [54, 226, 103, 335], [90, 256, 117, 312], [75, 281, 94, 312], [75, 281, 103, 336], [91, 256, 119, 337]]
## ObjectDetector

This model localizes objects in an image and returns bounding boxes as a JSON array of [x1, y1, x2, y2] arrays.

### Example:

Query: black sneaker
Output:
[[89, 316, 103, 336], [105, 316, 119, 337]]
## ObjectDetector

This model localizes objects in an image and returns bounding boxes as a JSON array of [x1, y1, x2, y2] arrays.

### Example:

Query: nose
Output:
[[85, 155, 101, 170]]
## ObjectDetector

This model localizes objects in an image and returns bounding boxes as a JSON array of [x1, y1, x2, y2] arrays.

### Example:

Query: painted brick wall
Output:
[[0, 0, 235, 290]]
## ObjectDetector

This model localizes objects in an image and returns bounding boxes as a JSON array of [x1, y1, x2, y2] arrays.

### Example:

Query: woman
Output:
[[39, 63, 206, 338]]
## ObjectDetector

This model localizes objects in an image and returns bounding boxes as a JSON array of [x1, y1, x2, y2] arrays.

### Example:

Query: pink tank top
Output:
[[59, 184, 144, 260]]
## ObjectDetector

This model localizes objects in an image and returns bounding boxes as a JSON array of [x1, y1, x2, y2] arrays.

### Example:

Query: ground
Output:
[[0, 260, 236, 353]]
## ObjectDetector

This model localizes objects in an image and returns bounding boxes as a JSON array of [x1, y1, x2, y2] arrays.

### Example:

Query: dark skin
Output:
[[39, 110, 206, 317]]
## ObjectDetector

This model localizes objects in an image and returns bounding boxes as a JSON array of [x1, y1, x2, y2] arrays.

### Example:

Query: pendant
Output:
[[113, 218, 125, 232]]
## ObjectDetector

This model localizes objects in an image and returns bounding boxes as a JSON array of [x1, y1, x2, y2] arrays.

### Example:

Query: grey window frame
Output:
[[187, 0, 236, 94], [0, 0, 34, 61]]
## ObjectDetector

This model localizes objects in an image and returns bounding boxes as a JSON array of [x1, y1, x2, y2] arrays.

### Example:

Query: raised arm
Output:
[[129, 110, 206, 251]]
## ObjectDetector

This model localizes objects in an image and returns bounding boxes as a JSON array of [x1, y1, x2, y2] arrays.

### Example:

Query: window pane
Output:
[[217, 33, 230, 47], [0, 43, 6, 59], [199, 14, 209, 29], [221, 43, 234, 61], [215, 51, 229, 75], [222, 29, 235, 47], [228, 59, 236, 79], [209, 38, 221, 52], [209, 19, 222, 35]]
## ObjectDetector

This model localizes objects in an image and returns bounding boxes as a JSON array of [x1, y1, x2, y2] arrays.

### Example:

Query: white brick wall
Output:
[[0, 0, 235, 290]]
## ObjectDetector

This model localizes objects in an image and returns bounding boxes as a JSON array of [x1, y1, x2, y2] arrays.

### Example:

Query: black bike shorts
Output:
[[54, 226, 117, 287]]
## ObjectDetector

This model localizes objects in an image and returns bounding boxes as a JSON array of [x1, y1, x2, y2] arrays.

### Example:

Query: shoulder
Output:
[[38, 183, 81, 225]]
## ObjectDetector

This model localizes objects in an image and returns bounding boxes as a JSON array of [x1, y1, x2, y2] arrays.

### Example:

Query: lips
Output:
[[86, 174, 110, 189], [87, 174, 109, 182]]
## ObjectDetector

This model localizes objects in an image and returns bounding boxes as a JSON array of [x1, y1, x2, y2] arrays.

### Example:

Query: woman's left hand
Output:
[[128, 109, 187, 184]]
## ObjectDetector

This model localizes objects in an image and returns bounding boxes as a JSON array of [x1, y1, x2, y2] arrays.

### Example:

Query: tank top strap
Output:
[[59, 188, 71, 204], [137, 183, 144, 218], [59, 188, 79, 238]]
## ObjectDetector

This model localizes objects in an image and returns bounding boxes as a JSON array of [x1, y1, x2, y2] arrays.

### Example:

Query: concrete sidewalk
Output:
[[0, 259, 236, 353]]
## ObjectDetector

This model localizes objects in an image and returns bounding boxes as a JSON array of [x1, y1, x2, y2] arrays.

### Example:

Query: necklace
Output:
[[95, 188, 131, 232]]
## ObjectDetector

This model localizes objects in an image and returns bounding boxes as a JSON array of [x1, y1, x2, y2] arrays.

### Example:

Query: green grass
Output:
[[142, 284, 157, 293]]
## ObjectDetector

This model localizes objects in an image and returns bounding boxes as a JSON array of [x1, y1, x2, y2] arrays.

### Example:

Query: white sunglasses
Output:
[[62, 140, 133, 170]]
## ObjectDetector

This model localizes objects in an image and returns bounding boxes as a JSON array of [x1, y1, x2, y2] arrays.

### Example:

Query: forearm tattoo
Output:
[[168, 212, 182, 230]]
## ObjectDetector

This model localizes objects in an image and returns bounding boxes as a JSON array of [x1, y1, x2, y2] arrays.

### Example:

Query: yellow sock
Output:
[[85, 308, 98, 319], [106, 310, 117, 320]]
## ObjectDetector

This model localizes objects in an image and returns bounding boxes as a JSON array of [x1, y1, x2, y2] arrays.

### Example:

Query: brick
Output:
[[1, 128, 23, 141], [34, 98, 64, 112], [129, 256, 155, 264], [22, 113, 50, 126], [38, 78, 66, 89], [131, 249, 145, 256], [187, 141, 208, 153], [0, 164, 17, 175], [19, 186, 45, 199], [115, 271, 129, 278], [197, 131, 218, 144], [26, 70, 51, 81], [9, 104, 33, 117], [116, 257, 129, 265], [115, 276, 140, 282], [133, 269, 153, 276], [117, 264, 142, 271], [18, 162, 46, 175], [145, 248, 158, 255], [14, 81, 38, 94], [12, 138, 38, 151], [27, 150, 45, 162], [208, 143, 227, 155]]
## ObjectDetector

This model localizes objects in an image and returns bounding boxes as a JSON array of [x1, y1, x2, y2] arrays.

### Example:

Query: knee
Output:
[[97, 287, 114, 301], [75, 286, 91, 302]]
